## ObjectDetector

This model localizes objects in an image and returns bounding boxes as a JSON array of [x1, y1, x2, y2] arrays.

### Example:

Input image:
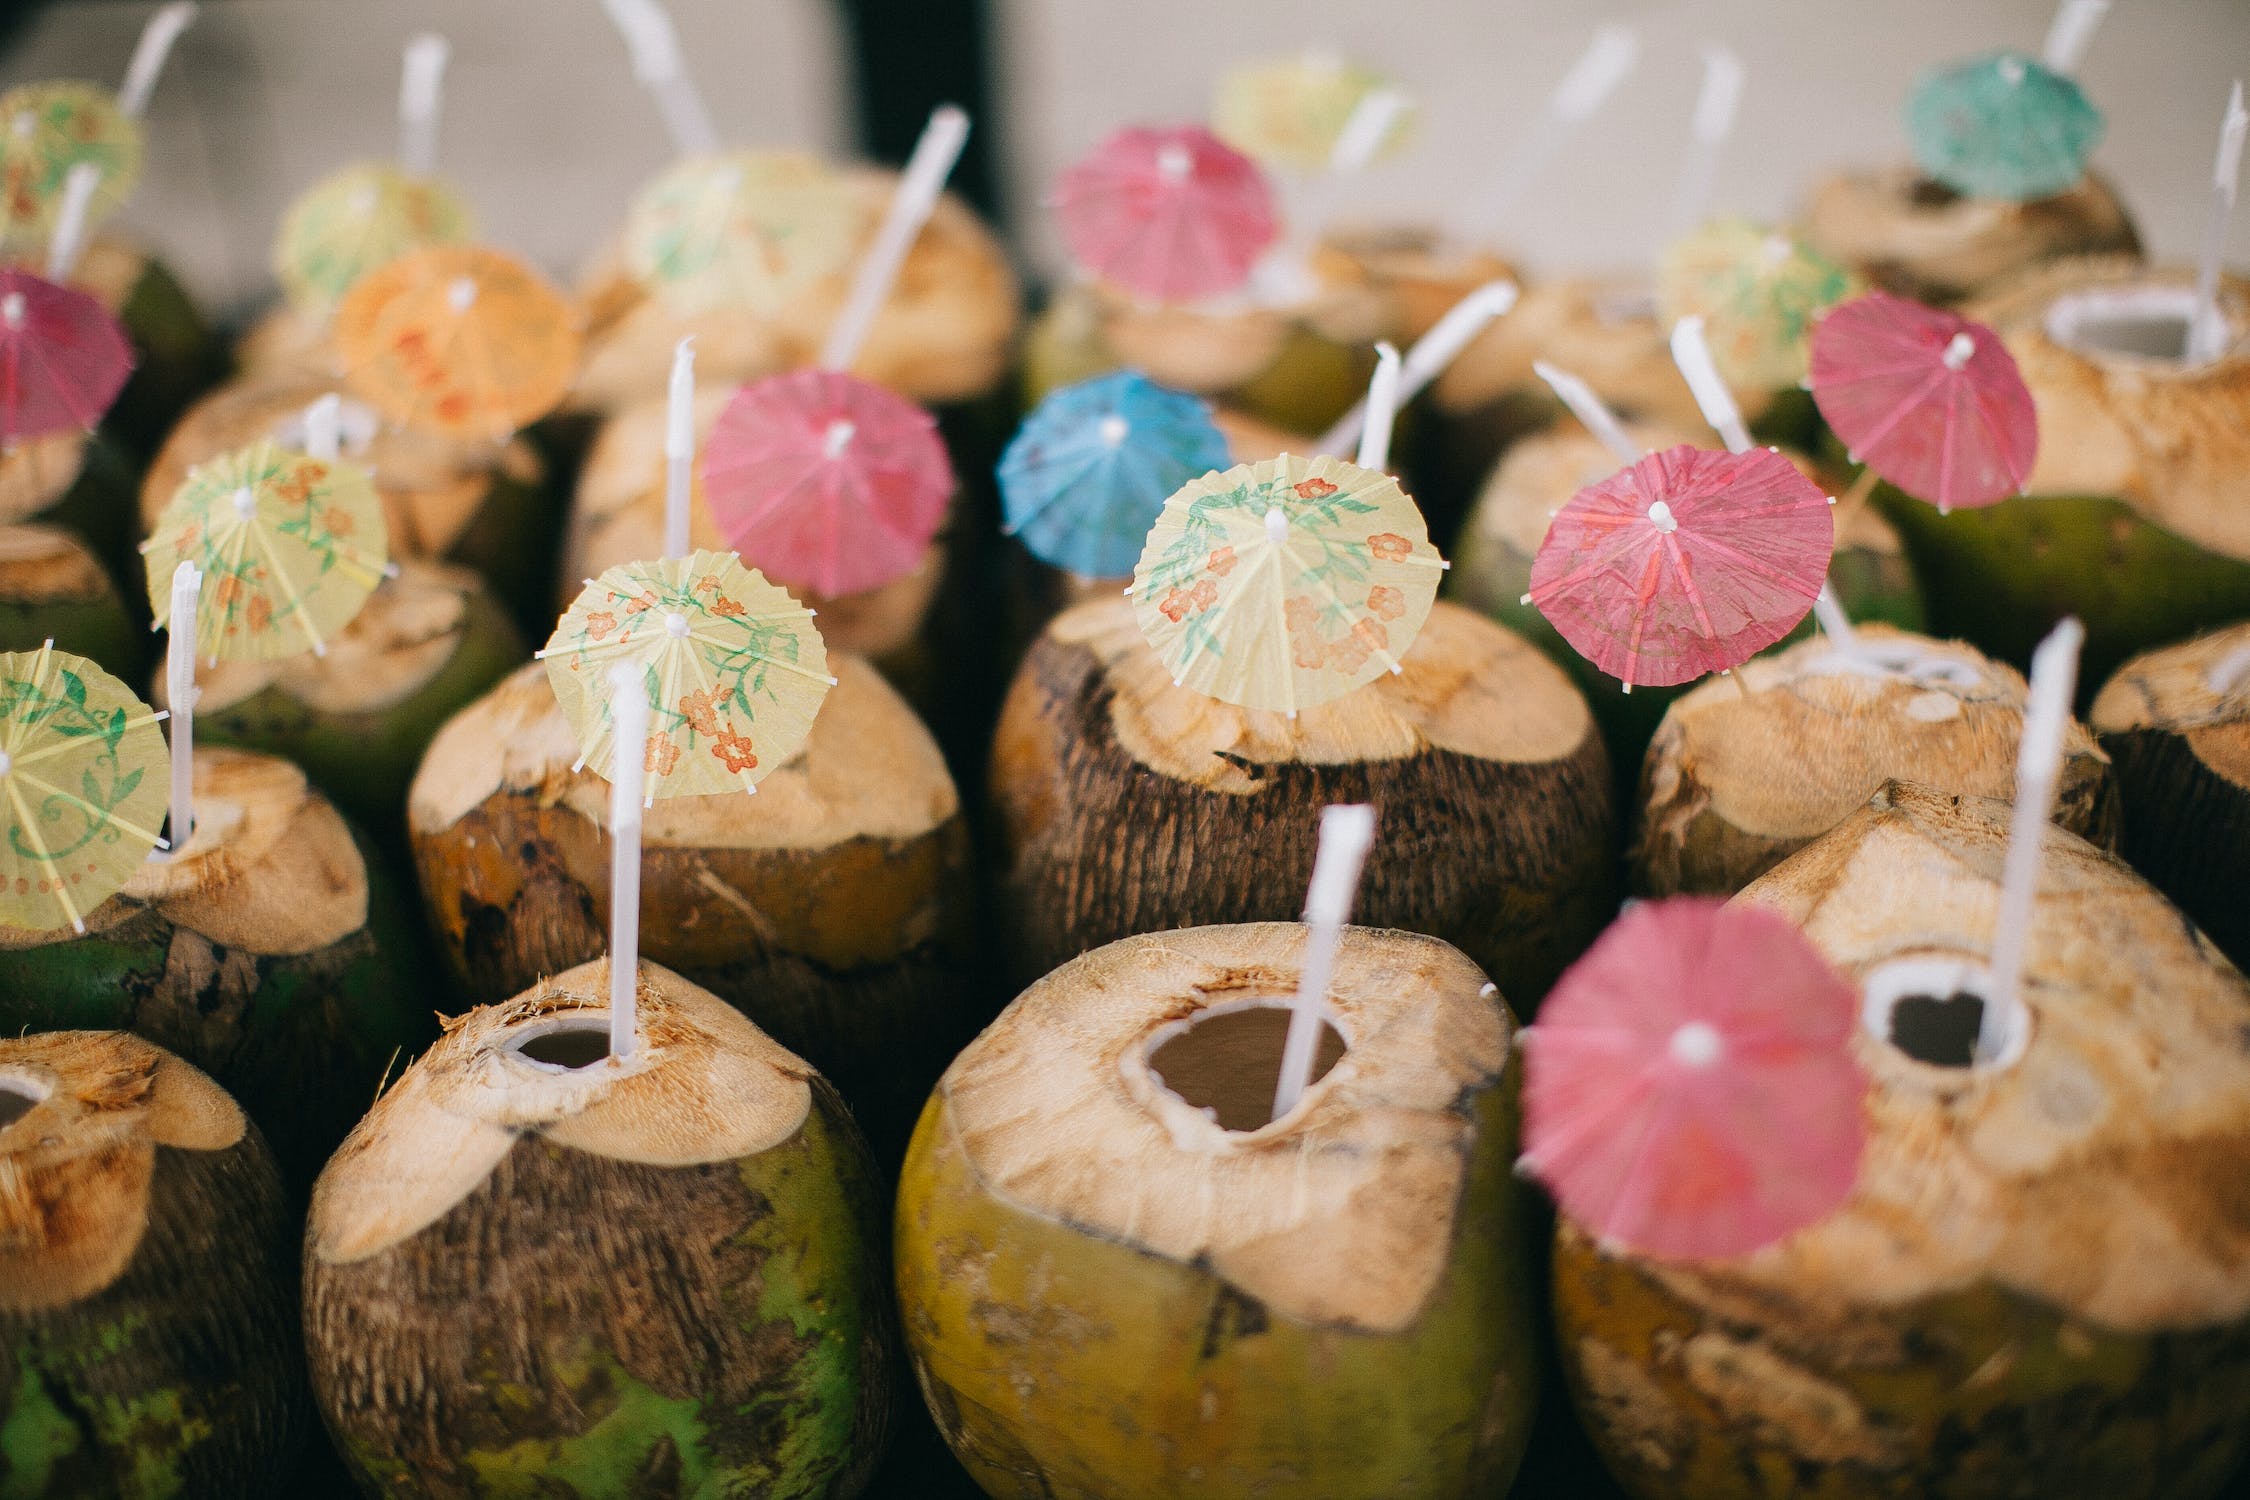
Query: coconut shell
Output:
[[1556, 781, 2250, 1500], [1635, 626, 2116, 895], [896, 922, 1539, 1499], [1432, 278, 1713, 432], [69, 236, 221, 457], [305, 959, 892, 1499], [2090, 620, 2250, 970], [1801, 166, 2142, 307], [990, 596, 1614, 1007], [0, 747, 432, 1189], [0, 522, 143, 684], [409, 657, 976, 1159], [0, 1031, 306, 1498], [1308, 226, 1519, 345]]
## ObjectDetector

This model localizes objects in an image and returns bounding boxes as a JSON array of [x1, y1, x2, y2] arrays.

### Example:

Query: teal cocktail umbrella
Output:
[[1906, 50, 2104, 202]]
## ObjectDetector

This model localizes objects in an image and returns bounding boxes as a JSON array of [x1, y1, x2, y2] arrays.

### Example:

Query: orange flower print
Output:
[[1293, 636, 1329, 670], [712, 731, 759, 775], [621, 589, 661, 615], [692, 574, 721, 594], [677, 688, 723, 738], [1367, 532, 1412, 561], [246, 595, 274, 634], [1366, 584, 1405, 621], [1282, 594, 1319, 630], [1352, 618, 1389, 651], [1159, 588, 1192, 623], [585, 610, 618, 640], [1206, 545, 1236, 577], [1187, 578, 1218, 611], [209, 574, 244, 611], [644, 733, 681, 777], [322, 505, 355, 539], [1293, 477, 1338, 500], [711, 596, 747, 619]]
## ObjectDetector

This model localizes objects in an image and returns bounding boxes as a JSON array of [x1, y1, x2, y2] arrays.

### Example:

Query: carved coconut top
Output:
[[1432, 277, 1721, 428], [0, 523, 115, 603], [2091, 622, 2250, 789], [0, 432, 93, 526], [1467, 420, 1697, 560]]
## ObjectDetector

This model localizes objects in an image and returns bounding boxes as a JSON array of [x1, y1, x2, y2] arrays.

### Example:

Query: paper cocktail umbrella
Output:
[[333, 243, 581, 440], [1053, 124, 1278, 303], [0, 267, 133, 444], [1810, 290, 2037, 513], [1518, 896, 1867, 1261], [622, 150, 864, 317], [0, 81, 140, 254], [1907, 50, 2104, 203], [274, 168, 473, 321], [1212, 52, 1411, 173], [1655, 219, 1859, 391], [540, 549, 832, 799], [1130, 453, 1445, 713], [999, 370, 1229, 579]]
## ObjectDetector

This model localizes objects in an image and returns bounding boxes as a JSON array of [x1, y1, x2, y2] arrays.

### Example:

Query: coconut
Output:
[[1875, 258, 2250, 688], [1634, 625, 2116, 896], [896, 922, 1539, 1498], [1307, 226, 1520, 346], [0, 747, 431, 1189], [0, 421, 147, 588], [408, 656, 974, 1158], [68, 234, 221, 456], [0, 522, 143, 684], [142, 371, 553, 631], [2089, 620, 2250, 970], [1555, 781, 2250, 1500], [1801, 166, 2142, 307], [305, 958, 892, 1498], [991, 596, 1613, 1006], [0, 1031, 307, 1498], [148, 558, 523, 841]]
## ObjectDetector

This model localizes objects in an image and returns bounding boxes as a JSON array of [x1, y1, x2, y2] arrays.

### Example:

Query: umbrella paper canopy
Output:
[[0, 643, 168, 934], [540, 549, 832, 798], [273, 164, 475, 319], [0, 267, 133, 444], [1519, 897, 1867, 1262], [1656, 220, 1860, 391], [140, 438, 390, 662], [1053, 124, 1278, 303], [622, 149, 864, 316], [999, 370, 1230, 578], [700, 368, 954, 599], [1528, 443, 1832, 688], [1131, 453, 1444, 713], [1212, 53, 1410, 172], [0, 82, 141, 254], [334, 243, 581, 440], [1810, 290, 2037, 512], [1907, 50, 2104, 203]]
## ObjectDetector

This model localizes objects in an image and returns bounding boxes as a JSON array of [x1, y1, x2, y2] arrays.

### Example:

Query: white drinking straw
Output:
[[2187, 80, 2246, 366], [398, 33, 450, 180], [607, 662, 650, 1060], [165, 561, 200, 860], [599, 0, 720, 159], [1467, 22, 1639, 244], [1671, 45, 1744, 233], [1317, 279, 1518, 455], [819, 104, 971, 373], [1982, 616, 2083, 1061], [2040, 0, 2111, 76], [1286, 85, 1412, 255], [117, 3, 197, 120], [1272, 804, 1376, 1120], [302, 393, 341, 462], [1532, 360, 1644, 468], [45, 164, 101, 281], [663, 338, 696, 559], [1353, 343, 1403, 471]]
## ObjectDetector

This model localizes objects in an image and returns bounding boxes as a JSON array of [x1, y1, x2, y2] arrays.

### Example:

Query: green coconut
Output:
[[71, 236, 221, 458], [1556, 781, 2250, 1500], [0, 1030, 307, 1498], [304, 958, 892, 1499], [0, 522, 143, 684], [0, 747, 432, 1190], [897, 922, 1540, 1499]]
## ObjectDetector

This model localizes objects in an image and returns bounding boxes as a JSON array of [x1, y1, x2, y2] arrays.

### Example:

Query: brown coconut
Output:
[[1431, 277, 1717, 432], [1556, 781, 2250, 1499], [2089, 620, 2250, 969], [1308, 226, 1521, 345], [1635, 626, 2117, 896], [990, 596, 1614, 1006]]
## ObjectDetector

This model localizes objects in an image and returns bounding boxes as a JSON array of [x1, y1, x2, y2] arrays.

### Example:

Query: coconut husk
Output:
[[2090, 620, 2250, 969], [0, 521, 142, 683], [1635, 626, 2116, 896], [0, 747, 431, 1188], [408, 656, 974, 1159], [0, 1031, 306, 1496], [1557, 781, 2250, 1499], [990, 596, 1614, 1007], [1432, 277, 1719, 432], [897, 921, 1539, 1498], [1309, 225, 1520, 344], [305, 958, 892, 1498], [1801, 166, 2142, 307]]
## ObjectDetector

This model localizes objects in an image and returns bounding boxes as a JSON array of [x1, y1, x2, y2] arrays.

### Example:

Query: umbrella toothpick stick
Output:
[[820, 105, 972, 374], [117, 2, 198, 120], [1468, 23, 1638, 244], [1316, 279, 1518, 455], [44, 164, 101, 283], [2188, 80, 2246, 366], [663, 337, 696, 560], [1273, 803, 1376, 1121], [164, 561, 201, 859], [1672, 45, 1745, 234], [1982, 616, 2083, 1061], [397, 33, 450, 181], [1354, 343, 1404, 471], [599, 0, 720, 159], [2040, 0, 2111, 77], [1532, 360, 1644, 468], [606, 663, 650, 1061]]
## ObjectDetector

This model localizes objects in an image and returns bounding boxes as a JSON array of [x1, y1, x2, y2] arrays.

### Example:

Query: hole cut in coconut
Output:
[[509, 1023, 613, 1072], [0, 1077, 46, 1130], [1146, 1000, 1347, 1132], [1906, 177, 1963, 209], [2044, 285, 2218, 364], [1861, 955, 2031, 1071]]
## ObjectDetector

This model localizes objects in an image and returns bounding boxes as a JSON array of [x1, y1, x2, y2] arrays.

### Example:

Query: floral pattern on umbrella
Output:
[[541, 550, 832, 799], [0, 643, 167, 934], [1656, 219, 1861, 392], [273, 164, 475, 318], [0, 82, 141, 255], [622, 150, 865, 316], [1131, 453, 1444, 713]]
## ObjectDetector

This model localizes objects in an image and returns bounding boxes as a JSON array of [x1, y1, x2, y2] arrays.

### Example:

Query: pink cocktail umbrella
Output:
[[1810, 290, 2036, 513], [700, 367, 954, 598], [1527, 443, 1832, 689], [0, 268, 132, 446], [1518, 897, 1867, 1262], [1053, 124, 1278, 302]]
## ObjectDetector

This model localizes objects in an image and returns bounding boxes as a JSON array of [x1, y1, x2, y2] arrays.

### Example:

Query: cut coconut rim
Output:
[[1133, 994, 1351, 1144], [0, 1069, 50, 1132], [1799, 634, 1990, 691], [501, 1014, 626, 1075], [2043, 284, 2232, 368], [1860, 953, 2032, 1075]]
